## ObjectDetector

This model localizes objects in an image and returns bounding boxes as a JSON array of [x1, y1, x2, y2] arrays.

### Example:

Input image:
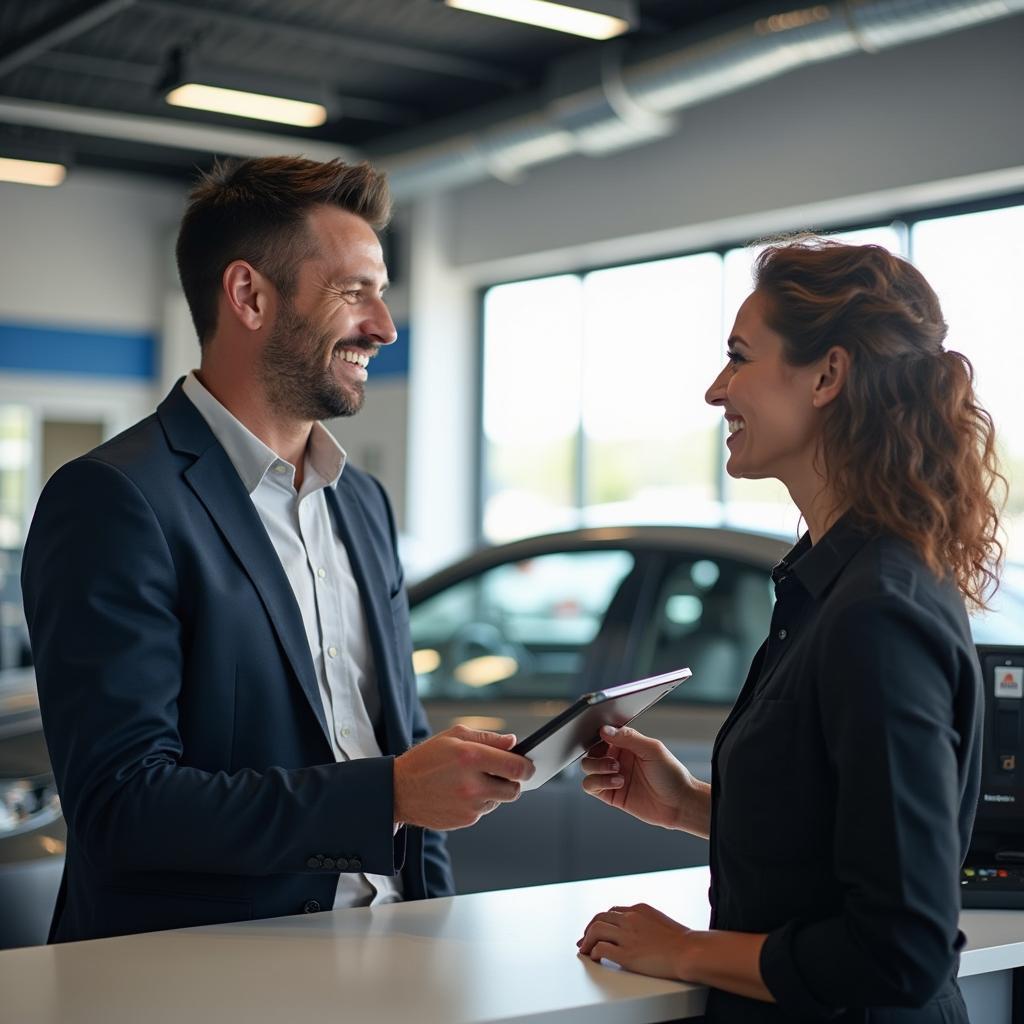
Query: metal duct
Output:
[[379, 0, 1024, 200]]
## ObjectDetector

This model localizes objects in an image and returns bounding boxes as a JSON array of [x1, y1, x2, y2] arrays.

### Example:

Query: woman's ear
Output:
[[811, 346, 849, 409]]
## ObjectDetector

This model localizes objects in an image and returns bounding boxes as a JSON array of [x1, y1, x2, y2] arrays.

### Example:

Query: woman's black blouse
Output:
[[705, 518, 983, 1023]]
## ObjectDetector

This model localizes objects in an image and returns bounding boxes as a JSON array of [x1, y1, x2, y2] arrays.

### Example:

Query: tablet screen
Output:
[[512, 667, 691, 791]]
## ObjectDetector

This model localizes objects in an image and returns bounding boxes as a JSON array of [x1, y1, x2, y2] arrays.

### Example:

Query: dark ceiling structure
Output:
[[0, 0, 760, 183]]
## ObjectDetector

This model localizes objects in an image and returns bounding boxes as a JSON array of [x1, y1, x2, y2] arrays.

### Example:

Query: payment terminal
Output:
[[962, 645, 1024, 908]]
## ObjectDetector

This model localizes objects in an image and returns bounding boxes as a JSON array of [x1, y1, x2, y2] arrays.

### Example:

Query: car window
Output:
[[411, 550, 635, 700], [632, 555, 774, 704]]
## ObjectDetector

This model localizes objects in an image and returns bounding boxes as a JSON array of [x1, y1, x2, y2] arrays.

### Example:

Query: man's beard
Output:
[[260, 299, 370, 421]]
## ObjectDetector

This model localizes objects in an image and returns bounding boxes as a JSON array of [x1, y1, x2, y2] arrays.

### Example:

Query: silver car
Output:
[[410, 527, 1024, 894]]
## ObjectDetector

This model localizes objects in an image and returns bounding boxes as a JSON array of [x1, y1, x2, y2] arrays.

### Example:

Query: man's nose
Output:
[[705, 364, 729, 406], [362, 299, 398, 346]]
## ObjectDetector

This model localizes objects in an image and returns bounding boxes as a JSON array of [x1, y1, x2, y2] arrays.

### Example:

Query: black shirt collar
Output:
[[771, 514, 873, 600]]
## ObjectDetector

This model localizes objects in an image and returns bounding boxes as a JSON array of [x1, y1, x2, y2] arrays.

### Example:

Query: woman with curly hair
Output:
[[577, 237, 1005, 1023]]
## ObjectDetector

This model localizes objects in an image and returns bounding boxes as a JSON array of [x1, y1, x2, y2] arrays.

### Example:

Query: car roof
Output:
[[409, 525, 792, 603]]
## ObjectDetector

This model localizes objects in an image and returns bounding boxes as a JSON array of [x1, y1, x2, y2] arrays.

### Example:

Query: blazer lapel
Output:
[[158, 383, 331, 746], [327, 481, 410, 754]]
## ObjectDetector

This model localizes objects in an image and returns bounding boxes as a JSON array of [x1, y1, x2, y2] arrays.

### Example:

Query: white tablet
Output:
[[512, 667, 691, 791]]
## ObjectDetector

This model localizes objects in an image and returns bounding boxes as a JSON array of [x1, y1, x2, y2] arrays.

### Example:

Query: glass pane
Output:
[[482, 275, 583, 542], [0, 406, 31, 548], [581, 253, 724, 526], [912, 204, 1024, 564], [633, 555, 775, 704], [719, 226, 903, 536], [410, 549, 635, 700]]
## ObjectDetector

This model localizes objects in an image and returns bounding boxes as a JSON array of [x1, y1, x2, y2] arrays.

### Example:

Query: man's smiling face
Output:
[[260, 204, 397, 421]]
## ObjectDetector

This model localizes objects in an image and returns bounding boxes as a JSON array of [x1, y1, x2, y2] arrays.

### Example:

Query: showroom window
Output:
[[479, 201, 1024, 562]]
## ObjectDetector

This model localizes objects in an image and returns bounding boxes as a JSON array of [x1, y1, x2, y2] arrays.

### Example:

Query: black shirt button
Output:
[[306, 856, 322, 869], [303, 900, 321, 914], [777, 628, 788, 640], [335, 857, 350, 871], [321, 857, 336, 870], [350, 858, 362, 871]]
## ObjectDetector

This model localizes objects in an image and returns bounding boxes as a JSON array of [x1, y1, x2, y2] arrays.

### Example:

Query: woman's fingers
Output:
[[580, 753, 620, 776], [577, 911, 624, 954], [582, 772, 624, 796]]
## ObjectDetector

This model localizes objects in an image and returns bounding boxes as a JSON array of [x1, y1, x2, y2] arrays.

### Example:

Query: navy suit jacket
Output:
[[21, 381, 453, 943]]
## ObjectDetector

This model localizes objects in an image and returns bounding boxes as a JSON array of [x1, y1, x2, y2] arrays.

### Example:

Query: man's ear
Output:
[[811, 345, 849, 409], [221, 260, 272, 332]]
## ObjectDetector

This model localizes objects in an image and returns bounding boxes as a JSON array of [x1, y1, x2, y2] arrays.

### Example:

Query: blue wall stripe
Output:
[[371, 324, 409, 379], [0, 320, 410, 382], [0, 322, 157, 380]]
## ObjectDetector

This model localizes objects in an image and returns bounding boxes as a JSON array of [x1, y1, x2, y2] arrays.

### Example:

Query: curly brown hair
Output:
[[753, 236, 1005, 608]]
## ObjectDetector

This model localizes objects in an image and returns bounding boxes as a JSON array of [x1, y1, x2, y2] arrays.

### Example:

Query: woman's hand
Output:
[[576, 902, 693, 979], [577, 904, 774, 1002], [580, 725, 710, 836]]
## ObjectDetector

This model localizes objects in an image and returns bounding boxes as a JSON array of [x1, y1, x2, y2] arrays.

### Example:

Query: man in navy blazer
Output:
[[22, 156, 532, 943]]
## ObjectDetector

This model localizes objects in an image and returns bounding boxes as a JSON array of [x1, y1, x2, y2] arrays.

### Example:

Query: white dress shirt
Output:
[[183, 371, 403, 908]]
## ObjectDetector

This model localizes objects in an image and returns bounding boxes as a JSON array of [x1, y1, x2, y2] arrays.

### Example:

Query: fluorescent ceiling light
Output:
[[165, 84, 327, 128], [0, 157, 66, 187], [445, 0, 631, 40]]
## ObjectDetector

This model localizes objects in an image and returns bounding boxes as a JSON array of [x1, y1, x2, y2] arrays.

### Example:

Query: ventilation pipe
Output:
[[378, 0, 1024, 199]]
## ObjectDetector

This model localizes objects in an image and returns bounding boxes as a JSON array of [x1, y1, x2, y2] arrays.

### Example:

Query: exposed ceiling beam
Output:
[[0, 96, 361, 162], [0, 0, 136, 80], [31, 52, 421, 125], [138, 0, 527, 90]]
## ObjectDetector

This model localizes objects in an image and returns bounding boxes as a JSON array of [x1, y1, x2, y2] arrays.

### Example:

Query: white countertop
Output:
[[2, 866, 1023, 1024]]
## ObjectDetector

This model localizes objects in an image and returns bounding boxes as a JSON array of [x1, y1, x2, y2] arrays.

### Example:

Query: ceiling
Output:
[[0, 0, 763, 184]]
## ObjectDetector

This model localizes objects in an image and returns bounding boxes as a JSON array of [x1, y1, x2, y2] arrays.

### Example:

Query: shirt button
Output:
[[317, 567, 326, 579], [327, 646, 337, 658], [273, 464, 288, 475], [777, 628, 788, 640], [340, 727, 351, 738]]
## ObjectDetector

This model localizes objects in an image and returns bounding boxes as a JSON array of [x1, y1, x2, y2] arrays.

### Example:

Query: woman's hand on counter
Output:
[[580, 725, 711, 838], [576, 904, 773, 1003]]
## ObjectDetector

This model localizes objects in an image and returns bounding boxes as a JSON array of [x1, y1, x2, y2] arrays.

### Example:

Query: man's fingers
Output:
[[468, 743, 535, 782], [479, 776, 520, 806], [455, 727, 518, 750]]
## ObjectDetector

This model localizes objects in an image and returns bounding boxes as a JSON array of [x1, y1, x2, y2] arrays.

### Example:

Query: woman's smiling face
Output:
[[705, 291, 827, 485]]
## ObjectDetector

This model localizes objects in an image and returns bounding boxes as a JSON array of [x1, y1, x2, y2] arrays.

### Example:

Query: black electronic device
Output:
[[962, 645, 1024, 908], [512, 667, 691, 792]]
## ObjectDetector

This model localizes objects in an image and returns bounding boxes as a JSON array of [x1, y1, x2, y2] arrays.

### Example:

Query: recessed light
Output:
[[444, 0, 633, 40]]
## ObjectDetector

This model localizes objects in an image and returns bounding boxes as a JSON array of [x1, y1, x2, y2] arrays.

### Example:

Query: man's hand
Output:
[[393, 725, 535, 830]]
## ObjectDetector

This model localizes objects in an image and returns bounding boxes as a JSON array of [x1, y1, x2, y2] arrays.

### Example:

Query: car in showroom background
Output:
[[3, 530, 1023, 946]]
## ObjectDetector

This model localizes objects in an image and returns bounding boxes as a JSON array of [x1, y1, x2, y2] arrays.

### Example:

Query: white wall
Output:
[[403, 15, 1024, 568], [0, 169, 184, 336], [447, 17, 1024, 275]]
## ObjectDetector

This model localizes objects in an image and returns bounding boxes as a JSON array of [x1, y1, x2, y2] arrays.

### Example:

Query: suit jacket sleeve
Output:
[[23, 457, 398, 879]]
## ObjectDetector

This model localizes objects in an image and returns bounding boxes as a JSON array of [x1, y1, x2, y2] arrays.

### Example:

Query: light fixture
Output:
[[412, 648, 442, 675], [0, 156, 66, 187], [444, 0, 634, 40], [453, 655, 519, 688], [160, 50, 330, 128]]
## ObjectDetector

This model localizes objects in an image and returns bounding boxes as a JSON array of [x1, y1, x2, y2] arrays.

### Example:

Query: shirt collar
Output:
[[182, 371, 347, 495], [771, 513, 873, 600]]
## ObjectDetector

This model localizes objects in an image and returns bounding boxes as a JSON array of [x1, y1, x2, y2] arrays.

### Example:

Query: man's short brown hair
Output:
[[175, 156, 392, 345]]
